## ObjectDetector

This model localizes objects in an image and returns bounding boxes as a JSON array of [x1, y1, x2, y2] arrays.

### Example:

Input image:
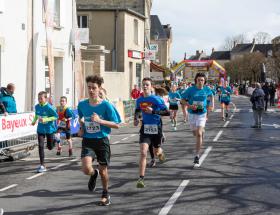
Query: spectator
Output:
[[269, 83, 276, 106], [131, 84, 141, 100], [250, 83, 265, 128], [0, 83, 17, 114], [262, 82, 270, 111]]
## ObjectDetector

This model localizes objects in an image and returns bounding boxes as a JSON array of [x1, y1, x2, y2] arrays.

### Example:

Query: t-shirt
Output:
[[168, 91, 181, 105], [78, 99, 121, 139], [181, 85, 213, 115], [220, 86, 232, 102], [35, 103, 58, 134], [136, 95, 167, 126]]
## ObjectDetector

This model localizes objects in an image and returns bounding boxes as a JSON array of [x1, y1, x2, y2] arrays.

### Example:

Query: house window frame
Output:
[[77, 15, 89, 28], [134, 19, 139, 45], [42, 0, 61, 28]]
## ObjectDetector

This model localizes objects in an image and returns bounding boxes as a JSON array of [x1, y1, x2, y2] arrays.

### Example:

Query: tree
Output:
[[222, 34, 247, 51], [254, 32, 271, 44]]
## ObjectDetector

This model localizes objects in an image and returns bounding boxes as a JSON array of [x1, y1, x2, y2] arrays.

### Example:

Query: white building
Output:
[[0, 0, 75, 112]]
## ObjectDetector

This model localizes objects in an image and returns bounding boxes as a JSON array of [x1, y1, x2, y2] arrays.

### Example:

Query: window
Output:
[[77, 15, 88, 28], [42, 0, 60, 27], [134, 19, 139, 45]]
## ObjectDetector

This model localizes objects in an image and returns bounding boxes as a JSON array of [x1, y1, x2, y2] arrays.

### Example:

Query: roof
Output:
[[253, 44, 273, 57], [150, 15, 168, 40], [231, 44, 254, 54], [210, 51, 231, 60], [150, 62, 165, 72]]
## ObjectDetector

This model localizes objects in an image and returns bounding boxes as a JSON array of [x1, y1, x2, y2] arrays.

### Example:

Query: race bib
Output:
[[85, 121, 101, 134], [193, 101, 204, 107], [222, 94, 228, 98], [58, 121, 67, 128], [144, 124, 158, 134], [170, 98, 177, 103]]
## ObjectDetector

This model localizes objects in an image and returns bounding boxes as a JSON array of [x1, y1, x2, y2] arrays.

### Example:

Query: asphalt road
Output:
[[0, 95, 280, 215]]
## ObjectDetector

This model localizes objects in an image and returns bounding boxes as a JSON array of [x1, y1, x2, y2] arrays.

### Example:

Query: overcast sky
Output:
[[151, 0, 280, 61]]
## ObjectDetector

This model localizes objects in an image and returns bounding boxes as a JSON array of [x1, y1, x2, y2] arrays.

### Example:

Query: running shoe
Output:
[[158, 151, 166, 163], [0, 208, 4, 215], [173, 126, 177, 131], [56, 151, 61, 156], [136, 178, 145, 188], [225, 112, 229, 118], [149, 159, 156, 167], [193, 156, 200, 164], [36, 165, 47, 173], [98, 195, 111, 206], [88, 169, 99, 192]]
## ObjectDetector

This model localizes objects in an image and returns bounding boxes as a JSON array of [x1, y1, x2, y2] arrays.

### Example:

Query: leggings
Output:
[[149, 143, 154, 160], [38, 133, 55, 165]]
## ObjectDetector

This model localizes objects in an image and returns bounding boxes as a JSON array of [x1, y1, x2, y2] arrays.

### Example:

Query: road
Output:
[[0, 95, 280, 215]]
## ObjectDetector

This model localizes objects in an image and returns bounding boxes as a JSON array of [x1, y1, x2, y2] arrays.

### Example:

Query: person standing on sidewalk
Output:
[[131, 84, 141, 100], [262, 82, 270, 111], [0, 83, 17, 114], [269, 83, 276, 106], [250, 83, 265, 128], [32, 91, 58, 173], [78, 75, 120, 206]]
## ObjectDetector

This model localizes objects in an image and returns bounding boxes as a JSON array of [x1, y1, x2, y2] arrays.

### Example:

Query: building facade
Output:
[[0, 0, 75, 112], [77, 0, 152, 101]]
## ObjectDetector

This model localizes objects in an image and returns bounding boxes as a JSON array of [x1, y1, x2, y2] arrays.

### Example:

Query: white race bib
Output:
[[193, 101, 203, 106], [144, 124, 158, 134], [58, 121, 67, 128], [85, 121, 101, 134]]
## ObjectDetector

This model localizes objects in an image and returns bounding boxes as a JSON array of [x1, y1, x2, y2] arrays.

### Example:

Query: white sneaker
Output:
[[36, 165, 47, 173], [0, 208, 4, 215], [173, 126, 177, 131]]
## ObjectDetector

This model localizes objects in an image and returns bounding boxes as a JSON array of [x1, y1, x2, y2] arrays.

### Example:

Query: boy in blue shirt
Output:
[[181, 73, 214, 166], [134, 77, 170, 188], [219, 81, 232, 121], [168, 85, 181, 131], [32, 91, 58, 173], [78, 75, 120, 206]]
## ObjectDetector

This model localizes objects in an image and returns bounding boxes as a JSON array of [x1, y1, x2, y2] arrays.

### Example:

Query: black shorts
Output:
[[169, 104, 179, 110], [139, 124, 163, 148], [221, 101, 230, 106], [57, 127, 71, 139], [81, 137, 111, 166]]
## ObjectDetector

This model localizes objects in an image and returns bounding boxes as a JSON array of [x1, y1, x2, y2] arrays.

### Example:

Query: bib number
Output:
[[85, 121, 101, 134], [144, 124, 158, 134]]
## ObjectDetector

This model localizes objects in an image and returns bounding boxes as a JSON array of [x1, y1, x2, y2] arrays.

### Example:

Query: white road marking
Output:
[[111, 141, 120, 145], [158, 180, 190, 215], [223, 121, 230, 128], [213, 130, 223, 142], [50, 163, 68, 170], [130, 134, 137, 137], [121, 137, 129, 141], [26, 173, 44, 180], [229, 114, 234, 120], [70, 158, 79, 162], [0, 184, 18, 192], [197, 146, 212, 167]]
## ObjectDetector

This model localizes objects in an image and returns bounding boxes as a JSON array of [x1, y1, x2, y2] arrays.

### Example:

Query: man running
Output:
[[168, 84, 181, 131], [78, 75, 121, 206], [134, 78, 170, 188], [55, 96, 75, 156], [181, 73, 214, 166], [179, 82, 188, 123], [219, 81, 232, 121], [32, 91, 58, 173]]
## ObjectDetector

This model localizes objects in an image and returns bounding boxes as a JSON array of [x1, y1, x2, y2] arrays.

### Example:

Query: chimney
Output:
[[252, 38, 256, 44], [212, 48, 215, 53], [196, 50, 200, 56], [233, 41, 236, 48]]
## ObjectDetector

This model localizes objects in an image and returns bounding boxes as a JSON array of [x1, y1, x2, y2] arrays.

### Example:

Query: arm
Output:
[[152, 109, 170, 116], [32, 114, 39, 125], [134, 108, 141, 126]]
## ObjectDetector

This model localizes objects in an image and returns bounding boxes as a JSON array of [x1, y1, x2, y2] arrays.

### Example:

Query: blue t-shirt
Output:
[[168, 91, 181, 105], [181, 86, 213, 115], [136, 95, 167, 126], [35, 103, 58, 134], [78, 99, 121, 139], [220, 86, 232, 102]]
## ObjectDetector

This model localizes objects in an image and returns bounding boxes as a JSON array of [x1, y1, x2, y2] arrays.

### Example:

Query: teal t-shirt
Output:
[[78, 99, 121, 139], [181, 86, 213, 115], [35, 103, 58, 134], [220, 86, 232, 102], [168, 91, 181, 105]]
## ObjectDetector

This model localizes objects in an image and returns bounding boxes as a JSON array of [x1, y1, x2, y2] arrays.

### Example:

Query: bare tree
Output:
[[254, 32, 271, 44], [222, 34, 247, 51]]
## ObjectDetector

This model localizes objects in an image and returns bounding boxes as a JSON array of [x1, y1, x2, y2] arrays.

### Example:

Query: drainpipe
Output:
[[31, 0, 34, 110], [113, 10, 118, 71]]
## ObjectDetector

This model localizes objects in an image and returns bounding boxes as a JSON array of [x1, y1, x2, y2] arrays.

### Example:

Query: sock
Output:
[[139, 176, 144, 180]]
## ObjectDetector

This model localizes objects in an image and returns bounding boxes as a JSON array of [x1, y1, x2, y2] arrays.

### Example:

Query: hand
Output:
[[180, 99, 187, 105], [91, 113, 101, 123], [189, 105, 197, 111], [39, 117, 44, 123], [78, 127, 84, 137], [144, 107, 153, 114], [134, 119, 139, 126], [31, 121, 36, 126], [4, 112, 8, 116]]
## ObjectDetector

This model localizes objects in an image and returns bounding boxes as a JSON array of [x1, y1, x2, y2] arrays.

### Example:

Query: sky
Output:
[[151, 0, 280, 62]]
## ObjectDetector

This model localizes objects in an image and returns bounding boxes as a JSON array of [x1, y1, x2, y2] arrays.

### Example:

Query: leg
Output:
[[173, 110, 178, 128], [99, 165, 109, 194], [149, 143, 154, 160], [38, 134, 45, 166], [195, 127, 204, 155], [46, 133, 55, 150], [253, 110, 258, 127], [82, 156, 94, 176], [139, 143, 149, 177]]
